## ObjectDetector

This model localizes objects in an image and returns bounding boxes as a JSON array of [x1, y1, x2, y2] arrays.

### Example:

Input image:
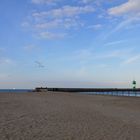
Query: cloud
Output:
[[81, 0, 94, 4], [123, 55, 140, 65], [38, 31, 66, 39], [80, 0, 103, 5], [104, 1, 140, 38], [111, 14, 140, 34], [104, 39, 127, 46], [74, 48, 134, 63], [21, 22, 30, 27], [24, 45, 38, 51], [23, 4, 95, 40], [107, 0, 140, 34], [108, 0, 140, 16], [97, 50, 122, 59], [31, 0, 102, 7], [73, 48, 132, 66], [96, 48, 135, 61], [87, 24, 102, 30], [35, 18, 83, 30], [31, 0, 58, 5], [33, 5, 95, 19]]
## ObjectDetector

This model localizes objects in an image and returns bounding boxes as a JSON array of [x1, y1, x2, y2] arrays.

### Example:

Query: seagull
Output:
[[35, 61, 45, 68]]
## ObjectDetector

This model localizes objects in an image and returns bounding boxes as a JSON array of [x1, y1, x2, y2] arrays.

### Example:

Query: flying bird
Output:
[[35, 61, 45, 68]]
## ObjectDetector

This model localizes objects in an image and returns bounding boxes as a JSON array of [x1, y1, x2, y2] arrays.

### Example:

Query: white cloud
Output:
[[35, 19, 61, 29], [24, 45, 39, 51], [21, 22, 30, 27], [104, 39, 127, 46], [23, 1, 97, 40], [27, 5, 95, 39], [33, 5, 94, 19], [35, 18, 83, 30], [38, 31, 66, 39], [96, 48, 134, 60], [81, 0, 93, 4], [107, 0, 140, 33], [73, 48, 132, 65], [87, 24, 102, 30], [32, 0, 58, 5], [110, 14, 140, 34], [80, 0, 103, 5], [97, 50, 122, 59], [123, 55, 140, 64], [108, 0, 140, 16]]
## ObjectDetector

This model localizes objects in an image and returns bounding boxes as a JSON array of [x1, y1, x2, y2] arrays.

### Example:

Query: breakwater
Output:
[[47, 88, 140, 92], [51, 88, 140, 97], [35, 87, 140, 96]]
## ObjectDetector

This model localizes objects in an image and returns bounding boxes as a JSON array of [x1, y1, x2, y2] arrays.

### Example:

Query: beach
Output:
[[0, 92, 140, 140]]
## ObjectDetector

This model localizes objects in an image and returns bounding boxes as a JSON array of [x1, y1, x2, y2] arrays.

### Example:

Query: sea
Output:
[[0, 89, 140, 97], [80, 91, 140, 97], [0, 89, 33, 93]]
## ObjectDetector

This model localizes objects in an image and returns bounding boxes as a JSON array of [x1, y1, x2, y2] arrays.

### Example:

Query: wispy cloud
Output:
[[38, 31, 67, 39], [104, 39, 128, 47], [24, 44, 38, 51], [34, 18, 83, 30], [87, 24, 102, 30], [33, 5, 94, 19], [21, 22, 30, 27], [80, 0, 104, 5], [31, 0, 58, 5], [23, 3, 95, 40], [73, 47, 134, 66], [108, 0, 140, 16], [76, 46, 135, 59], [123, 55, 140, 65], [107, 0, 140, 32], [114, 15, 140, 32], [97, 50, 123, 59]]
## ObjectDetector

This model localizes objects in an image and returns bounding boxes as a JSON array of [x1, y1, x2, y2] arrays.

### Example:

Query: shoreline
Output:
[[1, 90, 140, 98]]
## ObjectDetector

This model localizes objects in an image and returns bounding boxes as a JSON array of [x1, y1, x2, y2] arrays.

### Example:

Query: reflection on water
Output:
[[0, 89, 33, 93], [80, 91, 140, 97]]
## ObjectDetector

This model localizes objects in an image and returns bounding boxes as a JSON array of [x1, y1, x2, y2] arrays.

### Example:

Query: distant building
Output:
[[35, 87, 48, 92]]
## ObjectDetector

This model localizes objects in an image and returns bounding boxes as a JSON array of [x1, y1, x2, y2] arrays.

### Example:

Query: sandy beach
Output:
[[0, 92, 140, 140]]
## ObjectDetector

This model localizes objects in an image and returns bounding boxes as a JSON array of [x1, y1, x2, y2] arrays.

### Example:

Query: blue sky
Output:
[[0, 0, 140, 88]]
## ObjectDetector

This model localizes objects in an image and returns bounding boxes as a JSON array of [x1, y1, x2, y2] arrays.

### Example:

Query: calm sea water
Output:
[[0, 89, 33, 93], [80, 91, 140, 97], [0, 89, 140, 97]]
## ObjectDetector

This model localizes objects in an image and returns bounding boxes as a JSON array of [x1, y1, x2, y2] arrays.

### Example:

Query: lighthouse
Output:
[[132, 80, 136, 89]]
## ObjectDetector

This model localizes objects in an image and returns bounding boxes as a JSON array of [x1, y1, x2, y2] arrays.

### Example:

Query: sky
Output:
[[0, 0, 140, 89]]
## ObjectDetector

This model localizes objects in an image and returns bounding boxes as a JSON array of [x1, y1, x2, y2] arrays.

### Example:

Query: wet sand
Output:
[[0, 92, 140, 140]]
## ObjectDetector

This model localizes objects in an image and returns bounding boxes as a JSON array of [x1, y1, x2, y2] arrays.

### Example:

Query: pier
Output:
[[35, 87, 140, 96]]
